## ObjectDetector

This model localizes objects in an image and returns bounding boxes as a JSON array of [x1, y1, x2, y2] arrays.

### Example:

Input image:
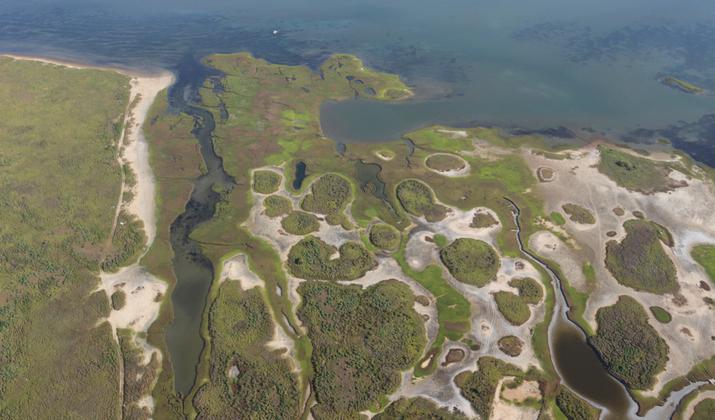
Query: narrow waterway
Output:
[[505, 198, 635, 419], [164, 61, 235, 396]]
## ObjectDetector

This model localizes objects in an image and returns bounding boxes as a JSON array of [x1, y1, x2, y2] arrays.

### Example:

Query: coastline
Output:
[[4, 53, 176, 415]]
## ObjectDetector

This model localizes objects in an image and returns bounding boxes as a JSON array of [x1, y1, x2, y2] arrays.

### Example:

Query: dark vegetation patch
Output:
[[297, 280, 425, 419], [426, 153, 466, 172], [375, 397, 467, 420], [442, 348, 466, 366], [613, 207, 625, 216], [692, 398, 715, 420], [633, 210, 645, 219], [118, 329, 161, 420], [471, 211, 499, 228], [692, 244, 715, 286], [281, 210, 320, 235], [494, 291, 530, 325], [415, 295, 430, 306], [301, 173, 351, 216], [456, 357, 541, 419], [111, 290, 126, 311], [369, 223, 401, 251], [649, 306, 672, 323], [589, 295, 669, 389], [605, 219, 678, 294], [607, 231, 617, 237], [396, 179, 449, 222], [440, 238, 500, 287], [498, 335, 524, 357], [287, 236, 376, 281], [252, 170, 282, 194], [597, 146, 685, 194], [194, 282, 300, 418], [562, 203, 596, 224], [101, 211, 146, 272], [0, 58, 130, 418], [555, 386, 601, 420], [263, 194, 292, 218]]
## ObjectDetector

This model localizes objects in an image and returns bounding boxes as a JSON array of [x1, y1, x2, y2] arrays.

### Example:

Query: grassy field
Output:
[[590, 295, 669, 390], [605, 219, 678, 294], [692, 244, 715, 285], [440, 238, 500, 286], [297, 280, 425, 418], [0, 58, 130, 418]]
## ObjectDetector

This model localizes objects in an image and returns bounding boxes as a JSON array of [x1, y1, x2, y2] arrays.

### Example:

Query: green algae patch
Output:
[[562, 203, 596, 224], [369, 223, 401, 251], [441, 238, 500, 287], [396, 179, 449, 222], [590, 295, 669, 390], [297, 280, 424, 419], [252, 169, 282, 194], [692, 244, 715, 286], [287, 236, 376, 281], [263, 195, 292, 218], [605, 219, 678, 294]]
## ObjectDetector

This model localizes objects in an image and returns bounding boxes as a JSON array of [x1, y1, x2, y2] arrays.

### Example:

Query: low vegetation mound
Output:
[[649, 306, 672, 324], [589, 295, 669, 389], [555, 387, 600, 420], [692, 398, 715, 420], [252, 170, 282, 194], [195, 282, 300, 418], [281, 210, 320, 235], [692, 244, 715, 286], [494, 291, 530, 325], [597, 146, 682, 194], [440, 238, 500, 287], [369, 223, 401, 251], [263, 195, 292, 218], [396, 179, 449, 222], [605, 219, 678, 294], [287, 236, 376, 281], [297, 280, 425, 418], [426, 153, 466, 172], [375, 397, 466, 420], [498, 335, 523, 357], [471, 211, 498, 228], [562, 203, 596, 224], [301, 173, 351, 216], [456, 357, 537, 419]]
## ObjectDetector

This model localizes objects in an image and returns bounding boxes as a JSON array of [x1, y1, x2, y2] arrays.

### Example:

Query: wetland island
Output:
[[2, 51, 715, 420]]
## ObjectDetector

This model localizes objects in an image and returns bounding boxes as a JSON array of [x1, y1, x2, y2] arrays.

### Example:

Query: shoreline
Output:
[[2, 53, 167, 78]]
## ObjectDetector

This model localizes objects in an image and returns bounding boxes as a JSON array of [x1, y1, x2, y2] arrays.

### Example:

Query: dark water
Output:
[[165, 60, 235, 395], [292, 161, 307, 190]]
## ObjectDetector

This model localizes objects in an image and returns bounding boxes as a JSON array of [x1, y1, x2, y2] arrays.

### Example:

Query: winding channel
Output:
[[164, 65, 235, 396]]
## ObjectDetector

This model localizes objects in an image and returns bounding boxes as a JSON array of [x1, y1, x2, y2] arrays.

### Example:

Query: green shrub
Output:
[[456, 357, 524, 419], [281, 210, 320, 235], [692, 244, 715, 286], [494, 291, 530, 325], [440, 238, 500, 286], [369, 223, 400, 251], [649, 306, 672, 323], [252, 170, 282, 194], [301, 173, 351, 215], [110, 290, 126, 310], [497, 335, 523, 356], [509, 277, 543, 304], [287, 236, 376, 281], [589, 295, 669, 389], [605, 219, 678, 294], [263, 195, 292, 217], [562, 203, 596, 224], [396, 179, 448, 222], [375, 397, 466, 419], [555, 387, 600, 420], [298, 280, 425, 418]]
